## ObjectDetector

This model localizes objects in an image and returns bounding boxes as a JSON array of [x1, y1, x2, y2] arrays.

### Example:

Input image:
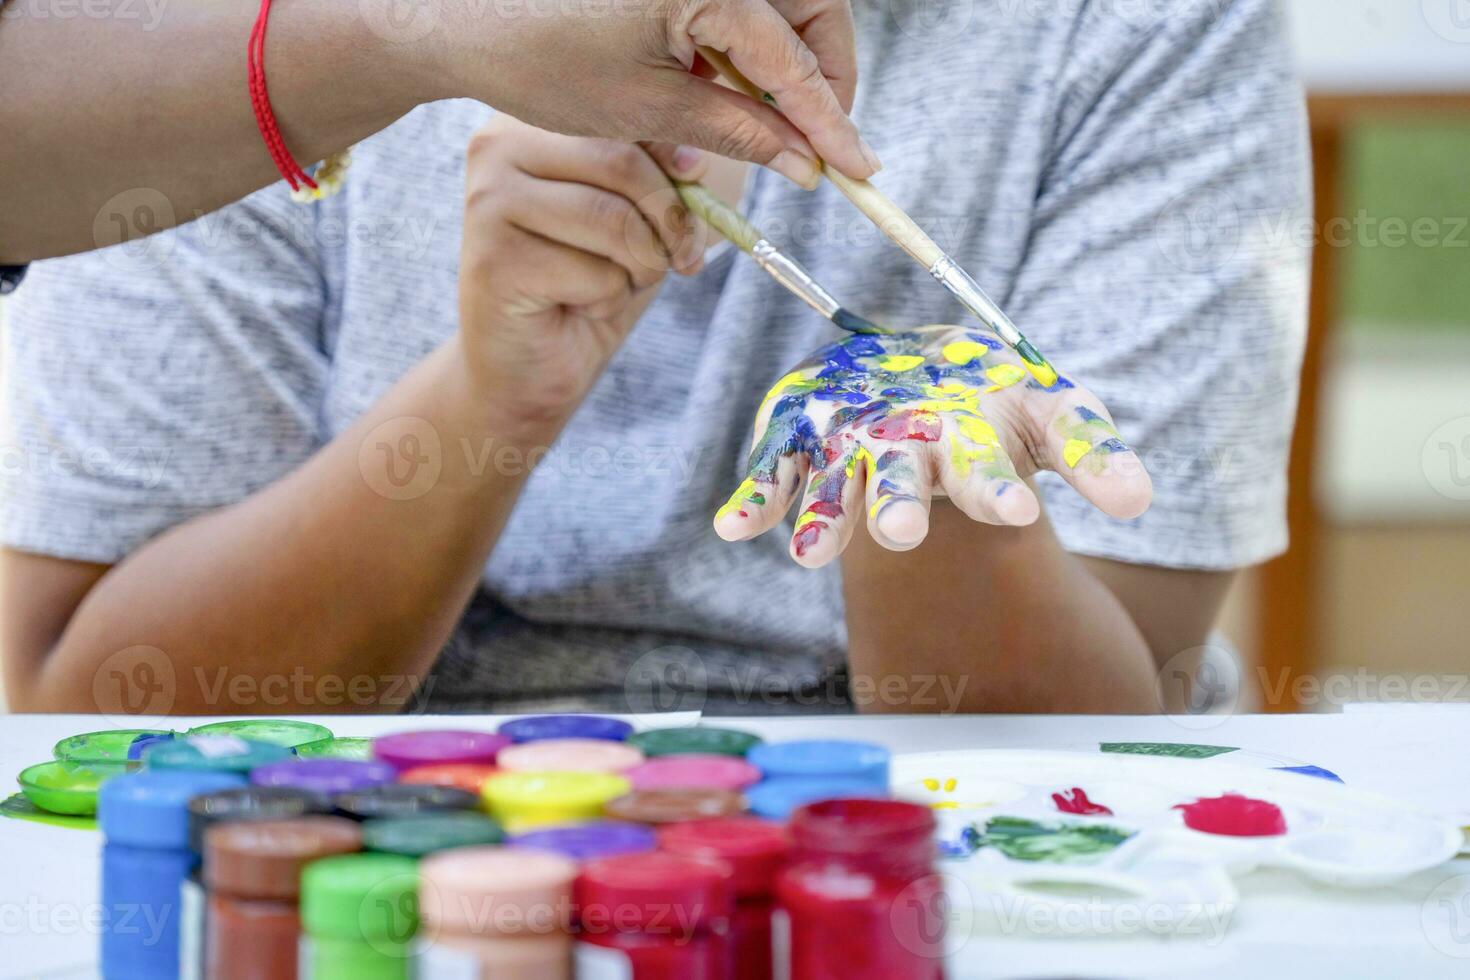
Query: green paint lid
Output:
[[188, 719, 333, 749], [304, 935, 411, 980], [302, 853, 419, 941], [144, 735, 292, 773], [297, 737, 376, 760], [361, 813, 505, 857], [53, 729, 171, 769], [627, 726, 763, 758]]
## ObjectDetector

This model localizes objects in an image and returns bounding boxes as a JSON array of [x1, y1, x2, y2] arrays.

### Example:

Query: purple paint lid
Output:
[[250, 758, 397, 795], [509, 820, 657, 862], [371, 730, 510, 770], [498, 714, 634, 744]]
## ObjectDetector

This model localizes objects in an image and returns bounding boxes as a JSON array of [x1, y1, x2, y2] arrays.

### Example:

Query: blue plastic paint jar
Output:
[[746, 739, 891, 789], [745, 777, 883, 819], [497, 713, 634, 743], [510, 820, 657, 861], [98, 770, 246, 979]]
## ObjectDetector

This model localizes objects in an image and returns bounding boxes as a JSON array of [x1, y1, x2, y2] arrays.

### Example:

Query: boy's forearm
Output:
[[20, 339, 551, 714], [841, 502, 1159, 714], [0, 0, 446, 264]]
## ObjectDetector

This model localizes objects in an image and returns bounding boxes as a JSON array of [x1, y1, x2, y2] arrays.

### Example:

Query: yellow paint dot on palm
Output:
[[1063, 438, 1094, 468], [955, 415, 999, 446], [794, 510, 822, 530], [950, 437, 995, 478], [941, 341, 989, 366], [716, 478, 759, 521], [985, 363, 1027, 388], [877, 354, 925, 372], [1024, 359, 1059, 387], [846, 445, 876, 480]]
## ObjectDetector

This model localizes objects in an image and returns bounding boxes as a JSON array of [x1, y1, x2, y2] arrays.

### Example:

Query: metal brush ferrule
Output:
[[752, 240, 841, 320], [929, 255, 1023, 348]]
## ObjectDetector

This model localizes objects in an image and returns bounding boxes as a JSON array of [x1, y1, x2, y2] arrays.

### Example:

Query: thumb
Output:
[[658, 73, 822, 189]]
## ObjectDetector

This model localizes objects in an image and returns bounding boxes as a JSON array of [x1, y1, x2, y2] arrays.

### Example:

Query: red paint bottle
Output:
[[575, 852, 734, 980], [775, 799, 946, 980], [659, 818, 790, 980]]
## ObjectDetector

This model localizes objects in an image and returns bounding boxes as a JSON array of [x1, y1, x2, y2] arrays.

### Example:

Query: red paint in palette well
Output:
[[1174, 793, 1286, 837], [1052, 787, 1112, 816]]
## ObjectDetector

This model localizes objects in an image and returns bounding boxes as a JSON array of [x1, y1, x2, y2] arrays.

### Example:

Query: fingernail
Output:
[[672, 145, 704, 176], [770, 150, 821, 190], [859, 138, 882, 174]]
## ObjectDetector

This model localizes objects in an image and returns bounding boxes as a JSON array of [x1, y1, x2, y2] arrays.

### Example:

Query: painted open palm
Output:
[[714, 325, 1153, 566]]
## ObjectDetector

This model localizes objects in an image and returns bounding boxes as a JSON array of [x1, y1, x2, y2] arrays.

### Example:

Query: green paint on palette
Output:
[[967, 816, 1133, 864], [296, 737, 376, 761], [0, 793, 97, 830], [187, 719, 333, 749], [1099, 742, 1238, 759], [17, 760, 117, 816], [53, 729, 170, 769]]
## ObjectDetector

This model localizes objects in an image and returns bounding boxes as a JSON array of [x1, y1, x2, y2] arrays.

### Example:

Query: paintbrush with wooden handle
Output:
[[672, 179, 884, 334], [695, 46, 1060, 386]]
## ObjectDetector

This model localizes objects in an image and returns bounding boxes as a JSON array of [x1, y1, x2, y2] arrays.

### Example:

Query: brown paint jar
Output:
[[204, 816, 362, 980], [603, 788, 746, 825]]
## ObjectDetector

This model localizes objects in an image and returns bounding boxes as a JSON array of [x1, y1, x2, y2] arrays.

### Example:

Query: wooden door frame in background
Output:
[[1256, 93, 1470, 711]]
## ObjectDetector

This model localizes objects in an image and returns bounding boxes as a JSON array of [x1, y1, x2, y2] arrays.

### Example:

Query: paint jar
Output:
[[498, 714, 633, 743], [659, 818, 790, 980], [361, 813, 505, 858], [627, 727, 762, 758], [510, 821, 657, 861], [183, 786, 334, 980], [250, 758, 397, 796], [775, 799, 945, 980], [300, 853, 419, 980], [204, 816, 363, 980], [398, 762, 500, 794], [187, 719, 334, 750], [333, 783, 480, 821], [55, 728, 171, 773], [625, 755, 761, 792], [127, 732, 176, 761], [603, 788, 747, 825], [746, 740, 890, 792], [98, 770, 246, 979], [575, 852, 734, 980], [744, 778, 878, 820], [296, 737, 376, 760], [482, 771, 632, 831], [143, 735, 292, 774], [496, 738, 644, 774], [416, 846, 578, 980], [17, 760, 114, 816], [371, 730, 510, 770]]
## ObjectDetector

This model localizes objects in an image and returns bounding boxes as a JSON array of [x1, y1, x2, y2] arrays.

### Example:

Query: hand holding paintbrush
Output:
[[695, 47, 1061, 387]]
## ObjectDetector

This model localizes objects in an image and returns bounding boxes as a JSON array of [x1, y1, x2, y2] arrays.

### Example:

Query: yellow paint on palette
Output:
[[941, 341, 990, 366], [985, 363, 1027, 388], [877, 354, 925, 373], [944, 778, 957, 792], [715, 478, 759, 521], [1024, 359, 1060, 387], [954, 415, 999, 446], [1063, 438, 1094, 468], [923, 777, 940, 792]]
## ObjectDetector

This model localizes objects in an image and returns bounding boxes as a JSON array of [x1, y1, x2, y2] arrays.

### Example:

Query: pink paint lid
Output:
[[372, 730, 510, 770], [626, 754, 761, 792], [496, 738, 644, 774], [419, 846, 577, 934]]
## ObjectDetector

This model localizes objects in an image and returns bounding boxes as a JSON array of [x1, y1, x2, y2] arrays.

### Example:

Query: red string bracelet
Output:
[[248, 0, 349, 200]]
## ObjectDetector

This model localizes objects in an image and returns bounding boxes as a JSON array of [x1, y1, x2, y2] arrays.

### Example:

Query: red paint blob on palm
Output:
[[868, 411, 942, 442], [793, 521, 827, 556], [1052, 787, 1112, 815], [1174, 793, 1286, 836]]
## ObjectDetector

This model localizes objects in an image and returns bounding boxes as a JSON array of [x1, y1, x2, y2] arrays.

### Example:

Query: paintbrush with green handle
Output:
[[672, 179, 885, 334], [696, 47, 1060, 386]]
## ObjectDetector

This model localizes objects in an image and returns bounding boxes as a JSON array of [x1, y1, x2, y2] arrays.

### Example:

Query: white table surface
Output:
[[4, 710, 1470, 979]]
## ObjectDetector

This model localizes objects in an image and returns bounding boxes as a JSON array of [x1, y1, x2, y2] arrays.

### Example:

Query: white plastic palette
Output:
[[891, 748, 1463, 940]]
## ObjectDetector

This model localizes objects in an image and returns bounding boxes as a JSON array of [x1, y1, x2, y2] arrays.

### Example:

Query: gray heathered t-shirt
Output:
[[1, 0, 1309, 712]]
